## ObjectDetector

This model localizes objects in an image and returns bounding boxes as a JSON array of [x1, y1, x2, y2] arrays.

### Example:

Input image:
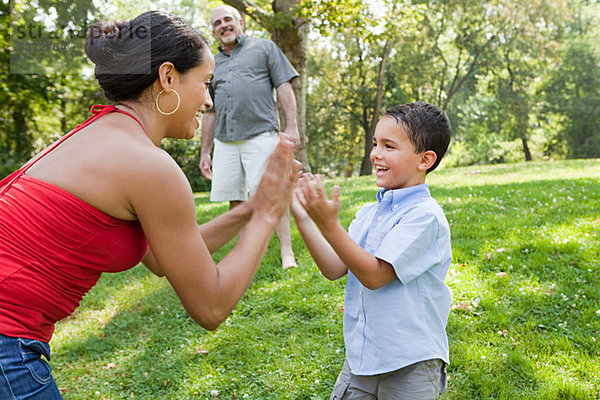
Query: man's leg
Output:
[[275, 208, 297, 269], [243, 131, 297, 269], [229, 200, 243, 210], [210, 139, 248, 202]]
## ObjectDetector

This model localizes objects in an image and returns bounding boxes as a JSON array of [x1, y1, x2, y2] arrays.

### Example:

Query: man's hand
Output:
[[199, 152, 212, 180], [282, 126, 300, 149]]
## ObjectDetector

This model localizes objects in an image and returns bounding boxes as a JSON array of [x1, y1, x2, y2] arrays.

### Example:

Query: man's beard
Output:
[[220, 29, 238, 45], [221, 35, 237, 45]]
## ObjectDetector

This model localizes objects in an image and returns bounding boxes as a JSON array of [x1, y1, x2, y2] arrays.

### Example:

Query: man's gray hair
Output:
[[210, 5, 243, 26]]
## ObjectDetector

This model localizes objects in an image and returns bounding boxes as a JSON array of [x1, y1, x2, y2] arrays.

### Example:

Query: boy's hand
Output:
[[291, 185, 310, 222], [296, 173, 340, 231]]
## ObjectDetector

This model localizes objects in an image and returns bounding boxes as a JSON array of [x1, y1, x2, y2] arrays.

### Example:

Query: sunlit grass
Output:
[[51, 159, 600, 399]]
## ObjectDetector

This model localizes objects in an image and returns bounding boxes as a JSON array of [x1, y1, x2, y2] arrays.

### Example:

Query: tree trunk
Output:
[[60, 98, 68, 134], [359, 40, 391, 176], [521, 136, 532, 161], [271, 0, 311, 171], [12, 103, 31, 158], [505, 50, 531, 162]]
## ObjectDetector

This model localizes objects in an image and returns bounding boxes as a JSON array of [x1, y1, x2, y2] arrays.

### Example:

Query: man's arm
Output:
[[276, 82, 300, 146], [199, 111, 216, 180]]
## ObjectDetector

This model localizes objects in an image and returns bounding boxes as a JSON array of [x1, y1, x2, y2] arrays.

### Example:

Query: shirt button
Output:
[[377, 216, 383, 222], [359, 315, 364, 322], [393, 205, 398, 209]]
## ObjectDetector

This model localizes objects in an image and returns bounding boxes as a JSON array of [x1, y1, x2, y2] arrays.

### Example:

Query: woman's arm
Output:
[[197, 201, 252, 253], [143, 199, 253, 276], [133, 139, 298, 330]]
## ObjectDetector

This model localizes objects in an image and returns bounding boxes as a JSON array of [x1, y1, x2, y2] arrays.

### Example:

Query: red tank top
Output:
[[0, 105, 149, 342]]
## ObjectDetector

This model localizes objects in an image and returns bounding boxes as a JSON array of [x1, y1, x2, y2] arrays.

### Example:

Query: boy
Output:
[[291, 102, 452, 399]]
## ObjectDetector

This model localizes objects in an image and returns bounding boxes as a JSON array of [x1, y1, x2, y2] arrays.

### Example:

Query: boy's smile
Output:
[[373, 164, 389, 177]]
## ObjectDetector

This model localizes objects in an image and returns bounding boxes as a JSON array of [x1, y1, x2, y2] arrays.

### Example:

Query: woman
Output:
[[0, 11, 298, 399]]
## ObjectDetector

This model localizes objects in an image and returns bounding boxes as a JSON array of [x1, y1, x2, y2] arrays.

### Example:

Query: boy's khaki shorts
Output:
[[331, 359, 447, 400]]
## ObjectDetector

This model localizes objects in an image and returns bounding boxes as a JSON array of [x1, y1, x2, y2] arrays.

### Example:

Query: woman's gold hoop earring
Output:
[[155, 89, 181, 116]]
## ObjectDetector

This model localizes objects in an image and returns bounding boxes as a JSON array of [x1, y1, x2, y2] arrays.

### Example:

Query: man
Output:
[[200, 5, 299, 269]]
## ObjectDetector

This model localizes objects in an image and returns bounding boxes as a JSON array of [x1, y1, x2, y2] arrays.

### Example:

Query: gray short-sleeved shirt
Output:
[[210, 34, 299, 142]]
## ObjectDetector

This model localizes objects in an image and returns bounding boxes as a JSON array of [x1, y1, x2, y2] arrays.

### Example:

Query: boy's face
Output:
[[370, 116, 426, 190]]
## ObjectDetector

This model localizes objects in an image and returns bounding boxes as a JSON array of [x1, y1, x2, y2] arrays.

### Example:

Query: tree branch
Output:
[[223, 0, 271, 27]]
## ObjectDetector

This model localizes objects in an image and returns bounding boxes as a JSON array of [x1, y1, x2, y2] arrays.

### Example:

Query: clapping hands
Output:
[[251, 134, 302, 225], [292, 173, 341, 231]]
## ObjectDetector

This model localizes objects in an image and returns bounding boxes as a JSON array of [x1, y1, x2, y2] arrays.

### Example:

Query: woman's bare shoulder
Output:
[[114, 136, 193, 206]]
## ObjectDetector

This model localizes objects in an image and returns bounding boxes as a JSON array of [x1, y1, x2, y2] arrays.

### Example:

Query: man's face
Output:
[[211, 8, 244, 46]]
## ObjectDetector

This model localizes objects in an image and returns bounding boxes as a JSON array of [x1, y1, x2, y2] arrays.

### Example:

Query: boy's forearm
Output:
[[319, 222, 396, 290], [294, 215, 347, 280]]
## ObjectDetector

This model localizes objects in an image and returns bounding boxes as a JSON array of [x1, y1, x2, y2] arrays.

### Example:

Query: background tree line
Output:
[[1, 0, 599, 191]]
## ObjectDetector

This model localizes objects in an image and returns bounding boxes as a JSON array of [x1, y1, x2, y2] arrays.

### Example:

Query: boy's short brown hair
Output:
[[384, 102, 451, 173]]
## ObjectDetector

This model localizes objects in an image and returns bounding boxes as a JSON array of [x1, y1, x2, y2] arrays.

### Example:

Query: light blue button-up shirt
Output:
[[344, 184, 452, 375]]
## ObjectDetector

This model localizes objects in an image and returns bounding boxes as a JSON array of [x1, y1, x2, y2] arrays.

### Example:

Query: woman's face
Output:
[[167, 47, 215, 139]]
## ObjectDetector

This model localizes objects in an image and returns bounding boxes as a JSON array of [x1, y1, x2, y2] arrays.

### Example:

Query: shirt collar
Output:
[[376, 184, 430, 204], [218, 33, 247, 54]]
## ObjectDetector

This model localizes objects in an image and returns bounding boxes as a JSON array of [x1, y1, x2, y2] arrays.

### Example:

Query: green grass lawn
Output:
[[52, 159, 600, 399]]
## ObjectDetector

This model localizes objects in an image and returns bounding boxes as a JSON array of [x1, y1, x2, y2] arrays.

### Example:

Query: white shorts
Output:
[[210, 130, 279, 202]]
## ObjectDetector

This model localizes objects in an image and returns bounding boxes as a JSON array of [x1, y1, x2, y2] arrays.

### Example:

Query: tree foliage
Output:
[[540, 2, 600, 159], [0, 0, 102, 177], [1, 0, 598, 182], [543, 39, 600, 158], [305, 0, 598, 174]]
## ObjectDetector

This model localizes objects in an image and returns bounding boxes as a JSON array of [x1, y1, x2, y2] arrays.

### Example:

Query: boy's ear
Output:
[[418, 150, 437, 172]]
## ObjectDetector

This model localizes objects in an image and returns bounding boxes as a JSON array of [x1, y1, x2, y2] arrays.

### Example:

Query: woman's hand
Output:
[[250, 135, 301, 225]]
